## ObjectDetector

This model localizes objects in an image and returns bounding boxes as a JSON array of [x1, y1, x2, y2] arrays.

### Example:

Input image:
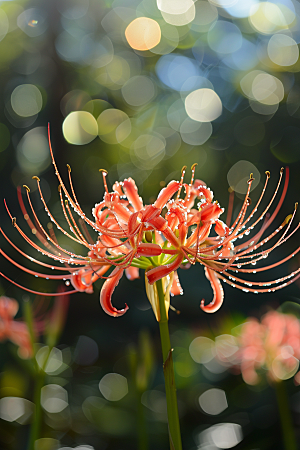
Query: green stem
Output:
[[27, 372, 45, 450], [156, 279, 182, 450], [274, 381, 297, 450], [137, 391, 148, 450], [27, 347, 52, 450]]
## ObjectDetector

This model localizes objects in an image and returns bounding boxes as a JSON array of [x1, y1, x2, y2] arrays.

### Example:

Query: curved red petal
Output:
[[171, 271, 183, 296], [200, 267, 224, 313], [100, 268, 128, 317], [122, 178, 143, 211], [146, 254, 183, 285], [71, 268, 94, 293], [153, 181, 180, 210]]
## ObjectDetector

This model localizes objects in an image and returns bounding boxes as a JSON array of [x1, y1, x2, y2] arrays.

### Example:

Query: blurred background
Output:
[[0, 0, 300, 449]]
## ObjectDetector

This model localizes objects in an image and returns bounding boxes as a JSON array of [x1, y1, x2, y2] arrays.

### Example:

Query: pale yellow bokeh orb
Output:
[[62, 111, 98, 145], [267, 34, 299, 67], [125, 17, 161, 51], [161, 5, 196, 26], [98, 109, 131, 144], [11, 84, 43, 117], [240, 70, 284, 106], [249, 2, 295, 34], [185, 88, 222, 122]]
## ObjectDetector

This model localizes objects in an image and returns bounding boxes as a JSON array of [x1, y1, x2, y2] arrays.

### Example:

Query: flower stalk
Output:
[[156, 279, 182, 450], [275, 381, 297, 450]]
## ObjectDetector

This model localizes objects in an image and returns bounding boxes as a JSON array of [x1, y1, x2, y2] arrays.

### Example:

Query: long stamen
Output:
[[4, 201, 91, 265], [66, 164, 82, 210], [231, 213, 296, 265], [229, 174, 254, 232], [0, 271, 77, 296], [176, 166, 187, 200], [26, 183, 90, 257], [226, 189, 234, 226], [0, 248, 72, 280], [190, 163, 197, 186], [0, 227, 79, 272], [64, 198, 89, 245], [237, 170, 271, 231], [237, 168, 285, 237], [99, 169, 109, 193], [218, 270, 300, 294]]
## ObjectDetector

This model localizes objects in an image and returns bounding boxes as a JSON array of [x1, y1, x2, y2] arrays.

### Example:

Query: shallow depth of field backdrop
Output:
[[0, 0, 300, 449]]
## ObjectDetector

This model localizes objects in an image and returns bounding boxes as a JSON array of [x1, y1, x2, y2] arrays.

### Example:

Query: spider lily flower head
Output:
[[0, 296, 32, 358], [227, 311, 300, 385], [1, 128, 300, 319]]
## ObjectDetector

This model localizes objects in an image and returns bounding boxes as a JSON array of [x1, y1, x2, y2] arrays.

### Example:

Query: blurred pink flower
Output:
[[0, 296, 32, 358], [230, 311, 300, 384], [1, 129, 299, 318]]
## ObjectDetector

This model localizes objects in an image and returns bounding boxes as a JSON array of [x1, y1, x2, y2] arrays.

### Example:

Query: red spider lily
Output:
[[1, 127, 299, 318], [217, 311, 300, 384]]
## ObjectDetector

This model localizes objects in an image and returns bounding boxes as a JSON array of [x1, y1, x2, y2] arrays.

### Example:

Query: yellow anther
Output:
[[67, 164, 71, 172], [65, 200, 68, 206], [247, 174, 254, 184], [283, 214, 293, 225], [181, 165, 187, 174], [295, 202, 298, 210], [280, 167, 284, 173], [99, 169, 108, 174], [58, 184, 61, 192], [32, 176, 40, 181], [12, 217, 16, 227], [23, 185, 30, 192], [191, 163, 198, 170], [265, 171, 270, 178]]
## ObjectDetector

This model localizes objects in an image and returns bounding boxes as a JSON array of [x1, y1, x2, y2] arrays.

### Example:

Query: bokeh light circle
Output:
[[157, 0, 194, 14], [167, 99, 188, 131], [99, 373, 128, 401], [156, 54, 199, 91], [125, 18, 161, 51], [207, 21, 243, 55], [63, 111, 98, 145], [122, 76, 155, 107], [132, 133, 165, 164], [227, 160, 260, 193], [252, 73, 284, 105], [272, 355, 299, 381], [249, 2, 295, 34], [191, 1, 218, 29], [160, 5, 196, 26], [180, 118, 212, 145], [267, 34, 299, 67], [11, 84, 43, 118], [16, 127, 51, 174], [189, 337, 215, 363], [209, 0, 238, 7], [185, 88, 222, 122], [240, 70, 284, 106], [199, 388, 228, 415], [98, 109, 131, 144]]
